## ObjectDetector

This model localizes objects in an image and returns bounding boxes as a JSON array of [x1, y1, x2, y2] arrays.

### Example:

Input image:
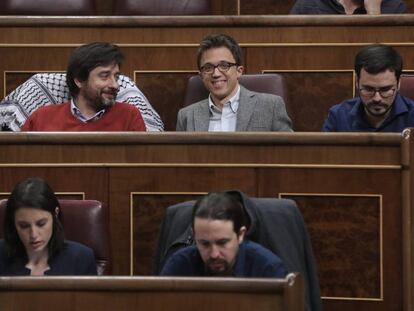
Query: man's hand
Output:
[[364, 0, 382, 14]]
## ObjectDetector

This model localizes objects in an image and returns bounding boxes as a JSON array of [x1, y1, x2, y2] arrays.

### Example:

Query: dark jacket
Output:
[[0, 240, 97, 275], [153, 190, 322, 311]]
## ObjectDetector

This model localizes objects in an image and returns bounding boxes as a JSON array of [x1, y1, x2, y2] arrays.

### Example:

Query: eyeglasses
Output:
[[359, 86, 397, 98], [200, 61, 237, 74]]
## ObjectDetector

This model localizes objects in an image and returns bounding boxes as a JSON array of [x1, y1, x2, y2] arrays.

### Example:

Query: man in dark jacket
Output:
[[154, 190, 322, 311], [160, 192, 287, 277], [323, 44, 414, 132]]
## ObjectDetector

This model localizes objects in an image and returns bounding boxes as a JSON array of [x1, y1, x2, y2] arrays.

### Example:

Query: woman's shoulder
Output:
[[0, 239, 19, 275], [48, 240, 97, 275], [63, 240, 94, 256], [55, 240, 95, 267]]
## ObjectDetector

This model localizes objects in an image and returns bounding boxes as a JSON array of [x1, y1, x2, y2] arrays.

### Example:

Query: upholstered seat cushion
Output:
[[0, 0, 96, 15]]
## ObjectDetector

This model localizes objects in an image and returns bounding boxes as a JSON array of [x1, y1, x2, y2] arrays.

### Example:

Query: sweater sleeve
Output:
[[21, 113, 36, 131], [129, 107, 147, 131]]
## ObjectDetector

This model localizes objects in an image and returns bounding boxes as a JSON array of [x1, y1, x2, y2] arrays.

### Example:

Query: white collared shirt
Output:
[[70, 99, 106, 123], [208, 85, 241, 132]]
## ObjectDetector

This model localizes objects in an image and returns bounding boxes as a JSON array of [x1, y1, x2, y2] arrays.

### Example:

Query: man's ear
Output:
[[236, 65, 244, 79], [74, 78, 83, 89], [238, 226, 247, 244]]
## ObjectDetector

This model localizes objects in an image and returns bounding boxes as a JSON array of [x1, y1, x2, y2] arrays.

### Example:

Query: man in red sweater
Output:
[[22, 42, 146, 131]]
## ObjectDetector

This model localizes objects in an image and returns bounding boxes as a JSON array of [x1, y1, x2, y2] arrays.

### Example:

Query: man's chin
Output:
[[365, 103, 392, 117], [209, 265, 224, 272], [206, 264, 231, 276], [207, 269, 229, 276], [101, 98, 115, 108], [367, 108, 389, 117]]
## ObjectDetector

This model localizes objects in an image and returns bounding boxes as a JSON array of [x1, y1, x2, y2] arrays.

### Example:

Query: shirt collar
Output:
[[70, 99, 106, 123], [349, 97, 364, 118], [208, 85, 241, 114], [392, 93, 409, 115]]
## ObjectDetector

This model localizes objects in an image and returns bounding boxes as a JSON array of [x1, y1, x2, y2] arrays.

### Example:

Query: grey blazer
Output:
[[176, 86, 293, 131]]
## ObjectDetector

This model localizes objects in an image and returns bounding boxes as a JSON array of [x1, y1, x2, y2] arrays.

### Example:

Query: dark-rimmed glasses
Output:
[[359, 86, 397, 98], [200, 61, 237, 74]]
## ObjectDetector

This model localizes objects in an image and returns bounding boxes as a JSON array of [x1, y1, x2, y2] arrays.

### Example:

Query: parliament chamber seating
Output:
[[2, 10, 414, 311], [0, 128, 411, 311], [0, 0, 96, 15], [114, 0, 212, 15], [0, 199, 112, 275], [183, 74, 289, 107]]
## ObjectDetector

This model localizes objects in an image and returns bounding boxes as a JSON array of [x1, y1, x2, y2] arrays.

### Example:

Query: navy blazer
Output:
[[0, 239, 97, 276]]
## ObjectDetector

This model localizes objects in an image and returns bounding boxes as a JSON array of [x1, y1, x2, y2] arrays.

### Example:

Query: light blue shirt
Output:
[[208, 86, 240, 132], [70, 99, 105, 123]]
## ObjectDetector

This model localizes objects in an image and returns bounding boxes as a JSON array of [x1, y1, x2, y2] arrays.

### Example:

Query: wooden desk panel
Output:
[[0, 131, 411, 311], [0, 275, 304, 311]]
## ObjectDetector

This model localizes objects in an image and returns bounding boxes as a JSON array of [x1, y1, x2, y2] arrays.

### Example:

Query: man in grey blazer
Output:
[[176, 34, 293, 132]]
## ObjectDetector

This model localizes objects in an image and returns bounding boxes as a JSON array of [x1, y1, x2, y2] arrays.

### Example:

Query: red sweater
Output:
[[22, 102, 146, 131]]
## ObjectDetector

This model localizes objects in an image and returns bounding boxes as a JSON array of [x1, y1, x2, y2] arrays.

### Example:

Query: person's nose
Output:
[[211, 66, 223, 77], [108, 75, 119, 90], [29, 226, 38, 240], [372, 90, 383, 102], [210, 245, 220, 259]]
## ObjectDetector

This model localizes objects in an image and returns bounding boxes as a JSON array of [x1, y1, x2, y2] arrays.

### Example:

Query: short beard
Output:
[[100, 95, 115, 108], [365, 101, 393, 117], [204, 259, 232, 276], [90, 89, 117, 111]]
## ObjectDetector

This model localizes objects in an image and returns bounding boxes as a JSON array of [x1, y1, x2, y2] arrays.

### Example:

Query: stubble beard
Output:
[[88, 88, 117, 111], [205, 259, 232, 276], [365, 101, 393, 117]]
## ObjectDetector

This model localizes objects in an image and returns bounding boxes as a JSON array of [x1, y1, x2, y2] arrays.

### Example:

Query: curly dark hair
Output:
[[196, 34, 243, 69], [66, 42, 124, 98]]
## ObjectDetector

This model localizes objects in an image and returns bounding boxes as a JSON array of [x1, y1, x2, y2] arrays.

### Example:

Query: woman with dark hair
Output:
[[0, 177, 97, 275]]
